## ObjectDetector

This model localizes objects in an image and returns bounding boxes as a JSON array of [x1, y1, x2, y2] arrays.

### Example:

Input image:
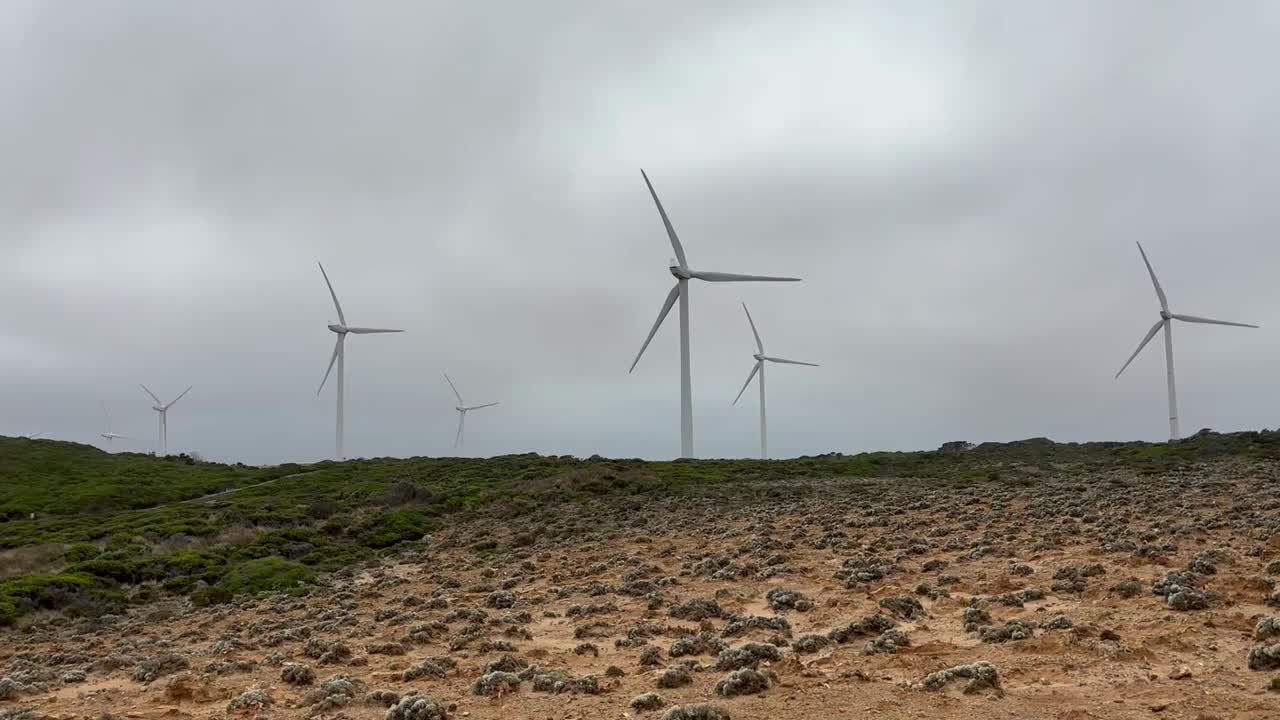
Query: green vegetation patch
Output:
[[2, 429, 1278, 624]]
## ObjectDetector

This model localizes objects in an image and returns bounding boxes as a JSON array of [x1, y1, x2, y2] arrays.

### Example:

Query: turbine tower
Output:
[[732, 303, 818, 459], [99, 402, 128, 447], [317, 262, 403, 460], [140, 385, 191, 455], [1115, 242, 1258, 441], [444, 373, 498, 451], [629, 169, 800, 458]]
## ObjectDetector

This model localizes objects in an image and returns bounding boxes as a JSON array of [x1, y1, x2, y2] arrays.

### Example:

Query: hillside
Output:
[[2, 430, 1280, 627], [2, 432, 1280, 718]]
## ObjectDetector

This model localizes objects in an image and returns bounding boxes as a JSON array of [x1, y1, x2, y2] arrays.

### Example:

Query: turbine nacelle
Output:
[[752, 353, 766, 362], [1159, 310, 1171, 321], [328, 324, 347, 334], [669, 264, 693, 279]]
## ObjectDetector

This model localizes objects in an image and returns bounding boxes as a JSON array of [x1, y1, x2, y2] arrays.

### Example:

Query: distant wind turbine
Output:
[[99, 402, 128, 447], [732, 303, 818, 459], [317, 262, 403, 460], [19, 431, 43, 440], [629, 169, 801, 458], [140, 385, 191, 455], [444, 373, 498, 451], [1115, 242, 1258, 441]]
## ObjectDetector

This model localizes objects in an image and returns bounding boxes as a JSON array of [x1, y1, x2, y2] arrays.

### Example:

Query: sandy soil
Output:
[[3, 462, 1280, 719]]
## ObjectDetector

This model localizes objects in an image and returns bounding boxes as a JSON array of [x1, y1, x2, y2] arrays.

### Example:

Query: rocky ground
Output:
[[4, 460, 1280, 719]]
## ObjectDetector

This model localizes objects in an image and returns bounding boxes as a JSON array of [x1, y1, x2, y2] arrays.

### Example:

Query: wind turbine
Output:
[[629, 169, 801, 458], [19, 432, 43, 440], [444, 373, 498, 451], [732, 303, 818, 459], [1115, 242, 1258, 441], [99, 403, 128, 447], [316, 262, 403, 460], [140, 385, 191, 455]]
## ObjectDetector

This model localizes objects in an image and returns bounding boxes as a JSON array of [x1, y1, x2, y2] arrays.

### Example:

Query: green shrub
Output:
[[62, 543, 100, 563], [215, 557, 316, 596], [68, 557, 145, 584], [357, 510, 432, 549], [191, 585, 233, 607], [158, 550, 224, 579], [0, 596, 17, 625], [0, 572, 104, 623]]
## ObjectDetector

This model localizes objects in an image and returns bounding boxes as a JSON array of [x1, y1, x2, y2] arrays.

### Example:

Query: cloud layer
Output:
[[3, 1, 1278, 463]]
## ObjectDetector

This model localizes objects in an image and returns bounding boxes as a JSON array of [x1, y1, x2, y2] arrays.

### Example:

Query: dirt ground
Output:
[[4, 462, 1280, 719]]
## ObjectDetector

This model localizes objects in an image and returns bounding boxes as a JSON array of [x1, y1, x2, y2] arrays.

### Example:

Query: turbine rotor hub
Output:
[[1159, 310, 1171, 320], [669, 265, 692, 280], [328, 324, 348, 334], [753, 353, 765, 362]]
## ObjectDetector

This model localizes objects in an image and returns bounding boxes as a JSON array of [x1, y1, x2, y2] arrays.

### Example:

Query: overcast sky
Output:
[[3, 1, 1278, 464]]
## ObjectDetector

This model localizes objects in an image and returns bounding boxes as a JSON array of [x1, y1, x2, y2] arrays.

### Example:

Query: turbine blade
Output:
[[641, 169, 687, 268], [139, 384, 162, 405], [318, 336, 343, 394], [763, 356, 819, 366], [165, 385, 192, 410], [1170, 313, 1259, 329], [444, 373, 464, 404], [690, 271, 800, 282], [629, 283, 680, 373], [742, 303, 764, 354], [1135, 242, 1169, 312], [1115, 319, 1164, 378], [466, 402, 500, 411], [345, 327, 404, 334], [733, 362, 762, 405], [318, 262, 347, 326]]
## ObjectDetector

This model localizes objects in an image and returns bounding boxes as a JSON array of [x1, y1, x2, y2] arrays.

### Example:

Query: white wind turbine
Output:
[[629, 169, 801, 458], [140, 385, 191, 455], [1115, 242, 1258, 441], [99, 402, 129, 447], [732, 303, 818, 459], [19, 431, 43, 440], [317, 262, 403, 460], [444, 373, 498, 451]]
